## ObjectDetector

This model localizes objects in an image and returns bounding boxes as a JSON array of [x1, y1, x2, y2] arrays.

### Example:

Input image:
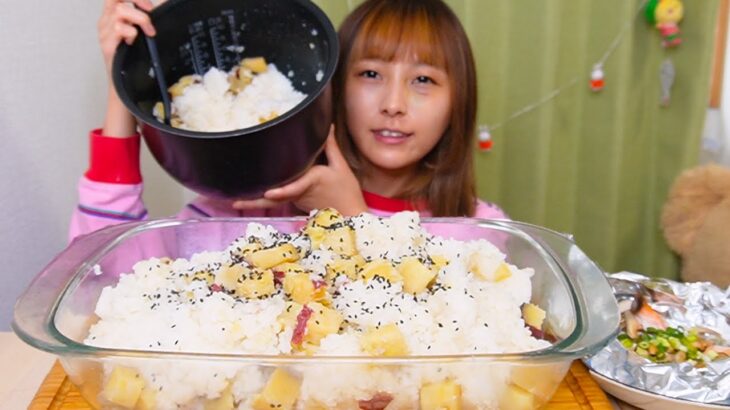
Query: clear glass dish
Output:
[[13, 218, 619, 409]]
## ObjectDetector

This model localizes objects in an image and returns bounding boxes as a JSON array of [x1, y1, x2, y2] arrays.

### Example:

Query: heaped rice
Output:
[[86, 209, 551, 409], [153, 57, 306, 132]]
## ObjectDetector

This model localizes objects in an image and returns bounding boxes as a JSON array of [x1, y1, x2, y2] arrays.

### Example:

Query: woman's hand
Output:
[[98, 0, 156, 76], [233, 127, 368, 216], [98, 0, 156, 137]]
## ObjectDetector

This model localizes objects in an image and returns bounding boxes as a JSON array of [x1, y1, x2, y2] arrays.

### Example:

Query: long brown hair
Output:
[[333, 0, 478, 217]]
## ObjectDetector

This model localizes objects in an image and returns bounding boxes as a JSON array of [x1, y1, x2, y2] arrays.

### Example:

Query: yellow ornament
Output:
[[646, 0, 684, 48]]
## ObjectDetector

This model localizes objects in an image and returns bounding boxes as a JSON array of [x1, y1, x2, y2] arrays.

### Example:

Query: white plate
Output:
[[589, 370, 729, 410]]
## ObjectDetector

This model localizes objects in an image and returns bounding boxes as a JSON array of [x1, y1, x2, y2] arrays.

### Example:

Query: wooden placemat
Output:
[[29, 360, 613, 409]]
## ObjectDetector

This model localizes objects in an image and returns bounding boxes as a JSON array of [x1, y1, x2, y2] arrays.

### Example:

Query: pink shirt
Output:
[[70, 130, 508, 242]]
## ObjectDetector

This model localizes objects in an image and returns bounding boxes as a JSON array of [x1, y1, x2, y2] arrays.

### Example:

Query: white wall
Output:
[[0, 0, 184, 330]]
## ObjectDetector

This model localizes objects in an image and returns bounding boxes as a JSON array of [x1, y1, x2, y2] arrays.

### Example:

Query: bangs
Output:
[[349, 3, 447, 69]]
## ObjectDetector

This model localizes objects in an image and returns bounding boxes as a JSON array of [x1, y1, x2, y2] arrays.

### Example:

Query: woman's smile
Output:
[[372, 128, 413, 144]]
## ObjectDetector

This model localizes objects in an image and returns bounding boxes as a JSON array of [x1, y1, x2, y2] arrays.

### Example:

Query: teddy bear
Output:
[[661, 164, 730, 287]]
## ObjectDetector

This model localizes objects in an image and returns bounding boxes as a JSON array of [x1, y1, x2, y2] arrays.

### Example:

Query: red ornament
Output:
[[478, 125, 493, 151], [590, 64, 605, 92]]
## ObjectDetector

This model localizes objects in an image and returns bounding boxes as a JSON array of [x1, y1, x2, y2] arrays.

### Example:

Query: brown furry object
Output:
[[661, 164, 730, 287]]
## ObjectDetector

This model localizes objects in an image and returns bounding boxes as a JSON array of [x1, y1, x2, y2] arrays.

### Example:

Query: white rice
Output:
[[170, 63, 306, 132], [85, 211, 552, 409]]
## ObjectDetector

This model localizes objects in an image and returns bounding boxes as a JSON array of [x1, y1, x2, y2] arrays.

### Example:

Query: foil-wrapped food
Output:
[[584, 272, 730, 405]]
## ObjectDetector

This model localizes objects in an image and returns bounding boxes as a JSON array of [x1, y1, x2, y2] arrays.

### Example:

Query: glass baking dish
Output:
[[13, 217, 618, 409]]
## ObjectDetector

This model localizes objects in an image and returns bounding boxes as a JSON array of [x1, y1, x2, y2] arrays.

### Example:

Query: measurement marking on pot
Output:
[[224, 10, 241, 62], [209, 24, 223, 69]]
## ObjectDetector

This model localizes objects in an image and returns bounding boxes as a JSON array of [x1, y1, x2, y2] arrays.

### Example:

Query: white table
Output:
[[0, 331, 55, 409]]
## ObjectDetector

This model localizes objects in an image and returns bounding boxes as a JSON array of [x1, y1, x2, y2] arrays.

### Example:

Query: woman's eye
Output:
[[359, 70, 379, 79], [415, 75, 435, 84]]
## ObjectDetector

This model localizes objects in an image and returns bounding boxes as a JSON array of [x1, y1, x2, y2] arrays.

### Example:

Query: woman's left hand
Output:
[[232, 127, 368, 216]]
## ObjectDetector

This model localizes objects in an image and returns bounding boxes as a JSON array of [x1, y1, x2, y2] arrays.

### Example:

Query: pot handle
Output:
[[507, 221, 621, 356]]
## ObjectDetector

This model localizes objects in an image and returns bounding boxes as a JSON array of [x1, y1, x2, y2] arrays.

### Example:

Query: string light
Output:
[[479, 0, 650, 150]]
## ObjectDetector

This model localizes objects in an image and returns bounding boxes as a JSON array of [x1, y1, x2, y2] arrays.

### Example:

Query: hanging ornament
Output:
[[477, 125, 493, 152], [660, 58, 676, 107], [590, 64, 605, 92], [646, 0, 684, 48]]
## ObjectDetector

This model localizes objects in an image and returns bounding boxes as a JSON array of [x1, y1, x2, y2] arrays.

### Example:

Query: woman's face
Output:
[[344, 57, 452, 174]]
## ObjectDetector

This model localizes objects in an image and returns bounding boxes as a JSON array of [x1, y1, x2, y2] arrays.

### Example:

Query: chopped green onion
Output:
[[617, 323, 727, 365]]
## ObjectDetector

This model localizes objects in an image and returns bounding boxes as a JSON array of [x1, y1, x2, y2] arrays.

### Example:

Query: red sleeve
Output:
[[84, 129, 142, 184]]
